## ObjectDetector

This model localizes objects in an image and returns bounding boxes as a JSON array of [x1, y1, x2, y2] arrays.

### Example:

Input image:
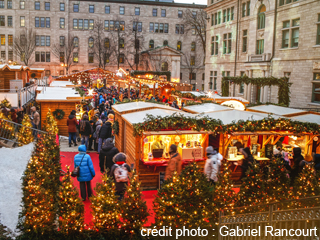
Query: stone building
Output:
[[205, 0, 320, 108], [0, 0, 206, 90]]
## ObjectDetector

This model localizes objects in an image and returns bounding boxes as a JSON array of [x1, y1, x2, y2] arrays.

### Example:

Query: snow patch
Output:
[[0, 143, 34, 234]]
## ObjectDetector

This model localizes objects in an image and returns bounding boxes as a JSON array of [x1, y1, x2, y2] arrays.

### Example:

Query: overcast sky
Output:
[[174, 0, 207, 5]]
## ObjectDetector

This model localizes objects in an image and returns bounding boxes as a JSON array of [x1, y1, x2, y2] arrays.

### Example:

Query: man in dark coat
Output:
[[99, 138, 119, 174], [290, 147, 304, 185], [239, 147, 254, 180], [98, 121, 112, 153], [67, 110, 78, 147]]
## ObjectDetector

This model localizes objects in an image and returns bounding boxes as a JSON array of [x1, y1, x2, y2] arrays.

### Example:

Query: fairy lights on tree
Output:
[[17, 114, 33, 145]]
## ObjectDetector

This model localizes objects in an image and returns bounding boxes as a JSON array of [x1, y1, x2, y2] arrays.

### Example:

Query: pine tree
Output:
[[44, 109, 59, 134], [154, 162, 214, 229], [294, 163, 320, 198], [17, 114, 33, 145], [237, 160, 266, 208], [91, 173, 121, 233], [58, 166, 84, 234], [212, 161, 236, 224], [265, 157, 292, 203], [121, 171, 149, 234]]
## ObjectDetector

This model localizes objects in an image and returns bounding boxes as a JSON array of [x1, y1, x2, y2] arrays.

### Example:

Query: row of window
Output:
[[0, 50, 13, 61], [0, 34, 12, 46], [211, 7, 234, 26], [279, 0, 298, 6], [149, 23, 169, 33], [36, 35, 50, 47], [71, 19, 94, 30], [0, 15, 12, 27], [35, 17, 50, 28], [0, 0, 11, 9]]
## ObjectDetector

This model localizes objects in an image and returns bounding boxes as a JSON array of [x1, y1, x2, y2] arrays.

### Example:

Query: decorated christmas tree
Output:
[[17, 114, 33, 145], [294, 163, 320, 198], [44, 109, 59, 134], [0, 98, 11, 109], [211, 161, 236, 224], [265, 157, 292, 203], [237, 160, 266, 209], [121, 171, 149, 234], [91, 172, 121, 233], [58, 166, 84, 234], [154, 162, 214, 229]]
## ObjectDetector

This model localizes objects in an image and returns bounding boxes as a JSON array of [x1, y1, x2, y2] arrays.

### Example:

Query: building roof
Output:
[[0, 64, 29, 71], [247, 105, 307, 116], [290, 113, 320, 125], [112, 101, 178, 113], [50, 80, 75, 87], [36, 87, 80, 102], [141, 45, 183, 55], [180, 91, 207, 97], [183, 103, 230, 114], [122, 108, 193, 125]]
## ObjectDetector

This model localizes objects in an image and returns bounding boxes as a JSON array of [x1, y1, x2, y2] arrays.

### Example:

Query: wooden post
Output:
[[139, 82, 142, 98], [153, 83, 156, 96], [118, 81, 120, 91]]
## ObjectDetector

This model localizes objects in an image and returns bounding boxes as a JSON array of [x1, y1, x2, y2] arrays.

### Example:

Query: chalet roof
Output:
[[247, 105, 307, 117], [183, 103, 230, 114], [36, 87, 80, 102], [0, 64, 30, 71], [290, 113, 320, 125], [112, 101, 177, 113]]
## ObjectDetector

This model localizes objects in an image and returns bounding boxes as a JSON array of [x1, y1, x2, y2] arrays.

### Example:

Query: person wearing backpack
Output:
[[165, 144, 182, 180], [110, 153, 131, 200], [74, 145, 95, 201]]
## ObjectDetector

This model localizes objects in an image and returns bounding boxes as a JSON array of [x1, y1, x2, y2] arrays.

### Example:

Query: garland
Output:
[[221, 76, 292, 106], [52, 109, 65, 120], [131, 71, 171, 82], [115, 99, 166, 105], [75, 87, 85, 97], [112, 120, 119, 135], [132, 114, 320, 137]]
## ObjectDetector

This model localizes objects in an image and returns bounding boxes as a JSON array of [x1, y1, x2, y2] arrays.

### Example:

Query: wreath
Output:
[[53, 109, 65, 120]]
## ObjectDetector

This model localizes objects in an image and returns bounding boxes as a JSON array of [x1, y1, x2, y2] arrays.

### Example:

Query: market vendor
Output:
[[174, 136, 183, 149], [151, 136, 166, 151]]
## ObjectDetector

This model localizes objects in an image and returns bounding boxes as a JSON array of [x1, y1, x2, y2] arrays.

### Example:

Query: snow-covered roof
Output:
[[180, 91, 207, 97], [50, 80, 75, 87], [183, 103, 230, 114], [247, 105, 307, 116], [290, 113, 320, 125], [112, 101, 175, 113], [0, 64, 27, 71], [202, 110, 282, 125], [29, 67, 45, 71], [122, 108, 193, 125], [36, 87, 79, 101]]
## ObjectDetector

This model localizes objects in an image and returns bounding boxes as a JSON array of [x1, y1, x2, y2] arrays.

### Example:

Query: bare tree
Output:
[[11, 28, 37, 66], [183, 9, 207, 57], [141, 49, 170, 72], [182, 50, 204, 84], [51, 34, 78, 75]]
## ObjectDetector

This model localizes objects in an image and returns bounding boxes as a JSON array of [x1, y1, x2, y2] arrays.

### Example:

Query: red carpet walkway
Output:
[[60, 152, 156, 227]]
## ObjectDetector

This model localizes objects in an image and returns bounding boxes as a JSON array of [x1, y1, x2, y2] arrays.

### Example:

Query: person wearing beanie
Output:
[[110, 152, 131, 200], [239, 147, 254, 180], [165, 144, 182, 180], [204, 146, 221, 185]]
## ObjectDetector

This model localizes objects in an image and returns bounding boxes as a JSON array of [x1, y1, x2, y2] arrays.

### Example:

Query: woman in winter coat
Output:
[[74, 145, 95, 201], [204, 146, 221, 185], [99, 138, 119, 174], [94, 119, 103, 152], [239, 147, 254, 180], [165, 144, 182, 180], [67, 110, 78, 147], [79, 115, 91, 149]]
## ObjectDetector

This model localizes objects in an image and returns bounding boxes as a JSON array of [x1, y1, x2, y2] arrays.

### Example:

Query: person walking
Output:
[[94, 119, 102, 151], [67, 110, 78, 147], [99, 138, 119, 174], [98, 120, 112, 153], [110, 152, 131, 200], [164, 144, 182, 180], [74, 145, 95, 201], [204, 146, 221, 185], [79, 115, 91, 149]]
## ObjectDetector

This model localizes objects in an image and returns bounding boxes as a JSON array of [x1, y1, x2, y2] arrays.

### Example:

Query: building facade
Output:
[[205, 0, 320, 108], [0, 0, 206, 90]]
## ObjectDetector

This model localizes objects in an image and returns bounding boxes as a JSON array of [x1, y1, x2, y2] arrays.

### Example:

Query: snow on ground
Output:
[[0, 143, 34, 233]]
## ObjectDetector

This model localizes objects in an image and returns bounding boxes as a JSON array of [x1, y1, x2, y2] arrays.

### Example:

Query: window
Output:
[[89, 19, 94, 30], [119, 38, 124, 48], [45, 2, 50, 11], [159, 23, 164, 33], [211, 14, 214, 26], [88, 37, 94, 48], [46, 18, 50, 28], [153, 9, 157, 17], [45, 70, 51, 76], [20, 16, 25, 27], [40, 36, 45, 46], [105, 6, 110, 14], [119, 53, 124, 63], [161, 9, 166, 17], [242, 30, 247, 52], [105, 53, 110, 64], [231, 7, 234, 20], [209, 71, 213, 90], [135, 7, 140, 15], [20, 1, 25, 9], [214, 71, 217, 89], [218, 12, 221, 24], [161, 62, 168, 71], [164, 40, 168, 46], [223, 10, 226, 22], [119, 21, 125, 31], [191, 42, 196, 51], [165, 24, 169, 33], [282, 28, 289, 48], [104, 38, 109, 48], [35, 52, 40, 62], [223, 33, 232, 54], [258, 5, 266, 29], [84, 20, 89, 30], [89, 5, 94, 13], [35, 35, 39, 46], [291, 18, 299, 47], [192, 26, 196, 35], [40, 17, 45, 28], [317, 14, 320, 45], [35, 17, 39, 27], [60, 18, 65, 29], [109, 20, 113, 31], [60, 36, 65, 46], [149, 23, 154, 32], [46, 36, 50, 46], [133, 22, 142, 32], [192, 11, 197, 19], [120, 7, 125, 15], [312, 73, 320, 103], [214, 13, 218, 25], [178, 10, 183, 18], [60, 3, 65, 11], [73, 19, 78, 29], [46, 52, 50, 62], [190, 56, 195, 66], [0, 16, 4, 26], [35, 1, 40, 10], [7, 0, 12, 9], [73, 52, 78, 63], [280, 0, 298, 6], [79, 19, 83, 30], [74, 4, 79, 12], [227, 8, 230, 21], [1, 51, 5, 60], [59, 52, 64, 62], [247, 1, 250, 16], [149, 40, 154, 49], [242, 2, 246, 17], [282, 19, 300, 48], [87, 53, 93, 63], [176, 24, 179, 34], [177, 41, 182, 51], [189, 73, 196, 80], [0, 35, 5, 45], [104, 20, 109, 31], [256, 39, 264, 54], [8, 51, 13, 61], [8, 35, 12, 46], [155, 23, 159, 33], [73, 37, 79, 47]]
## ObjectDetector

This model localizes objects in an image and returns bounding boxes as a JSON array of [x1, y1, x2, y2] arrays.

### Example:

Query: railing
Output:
[[218, 196, 320, 240], [0, 84, 37, 108], [0, 118, 47, 146], [35, 76, 52, 86]]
